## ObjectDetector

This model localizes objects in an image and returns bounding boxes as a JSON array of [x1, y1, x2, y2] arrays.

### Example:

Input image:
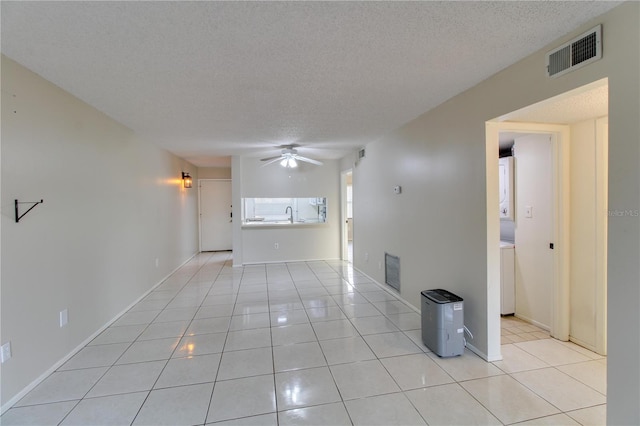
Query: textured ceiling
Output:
[[506, 82, 609, 125], [499, 80, 609, 148], [0, 1, 620, 166]]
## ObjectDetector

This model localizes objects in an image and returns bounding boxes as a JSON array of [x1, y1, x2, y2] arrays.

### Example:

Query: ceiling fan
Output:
[[260, 144, 324, 168]]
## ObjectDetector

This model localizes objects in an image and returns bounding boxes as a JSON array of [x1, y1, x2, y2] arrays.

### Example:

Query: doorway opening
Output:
[[486, 78, 609, 358], [341, 170, 353, 263], [501, 132, 556, 332]]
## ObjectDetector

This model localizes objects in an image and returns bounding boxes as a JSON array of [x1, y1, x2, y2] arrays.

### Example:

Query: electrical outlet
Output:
[[378, 261, 382, 270], [1, 342, 11, 363], [274, 243, 279, 249], [60, 309, 68, 328], [155, 258, 159, 268], [364, 252, 369, 262]]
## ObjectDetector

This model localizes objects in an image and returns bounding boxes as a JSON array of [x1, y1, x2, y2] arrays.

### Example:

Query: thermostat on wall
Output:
[[393, 185, 402, 194]]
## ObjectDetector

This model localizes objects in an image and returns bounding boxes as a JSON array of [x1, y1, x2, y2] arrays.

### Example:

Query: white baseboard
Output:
[[241, 257, 342, 266], [351, 265, 504, 362], [350, 265, 419, 313], [0, 252, 198, 415]]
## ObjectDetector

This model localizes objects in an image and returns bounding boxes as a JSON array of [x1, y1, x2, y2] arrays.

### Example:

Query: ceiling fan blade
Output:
[[260, 156, 284, 167], [294, 155, 323, 166], [260, 155, 281, 161]]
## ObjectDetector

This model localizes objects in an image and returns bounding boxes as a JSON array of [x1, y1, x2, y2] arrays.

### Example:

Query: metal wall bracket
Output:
[[15, 199, 44, 223]]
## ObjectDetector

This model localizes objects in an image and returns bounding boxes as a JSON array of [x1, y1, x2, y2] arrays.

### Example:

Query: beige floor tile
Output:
[[275, 367, 341, 411], [514, 339, 591, 366], [406, 383, 501, 425], [330, 360, 400, 400], [209, 375, 276, 422], [133, 382, 214, 426], [461, 374, 559, 424], [273, 341, 327, 372], [17, 367, 108, 406], [518, 324, 544, 333], [493, 344, 549, 373], [428, 349, 504, 382], [279, 402, 351, 426], [1, 401, 76, 426], [362, 332, 422, 358], [508, 334, 528, 343], [60, 392, 147, 426], [513, 413, 580, 425], [154, 353, 220, 388], [512, 368, 606, 412], [500, 317, 524, 328], [558, 341, 606, 360], [217, 347, 273, 380], [319, 336, 376, 365], [380, 353, 454, 390], [502, 335, 515, 344], [6, 259, 611, 426], [566, 404, 607, 426], [557, 360, 607, 395], [345, 393, 426, 425]]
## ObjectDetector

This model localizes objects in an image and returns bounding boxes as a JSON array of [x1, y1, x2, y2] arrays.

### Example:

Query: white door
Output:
[[199, 180, 232, 251], [569, 117, 608, 354], [514, 134, 554, 330]]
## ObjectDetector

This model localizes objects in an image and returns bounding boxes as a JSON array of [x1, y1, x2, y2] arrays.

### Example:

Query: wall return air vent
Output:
[[385, 252, 400, 292], [546, 25, 602, 78]]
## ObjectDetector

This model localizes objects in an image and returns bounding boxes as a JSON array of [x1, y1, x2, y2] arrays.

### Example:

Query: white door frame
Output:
[[198, 178, 232, 252], [486, 122, 571, 357], [340, 169, 353, 262]]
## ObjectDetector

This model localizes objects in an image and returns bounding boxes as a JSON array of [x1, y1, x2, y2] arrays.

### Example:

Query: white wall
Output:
[[198, 167, 231, 180], [570, 117, 608, 353], [234, 157, 340, 264], [0, 56, 200, 408], [347, 4, 638, 423]]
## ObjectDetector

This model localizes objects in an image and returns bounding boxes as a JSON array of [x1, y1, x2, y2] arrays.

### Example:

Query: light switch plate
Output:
[[60, 309, 68, 327], [525, 206, 533, 218]]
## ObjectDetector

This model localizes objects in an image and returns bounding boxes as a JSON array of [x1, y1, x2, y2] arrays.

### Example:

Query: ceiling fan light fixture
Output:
[[280, 157, 297, 168], [261, 144, 322, 168]]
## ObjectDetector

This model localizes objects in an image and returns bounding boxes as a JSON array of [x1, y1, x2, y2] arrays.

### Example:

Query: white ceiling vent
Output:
[[546, 25, 602, 78]]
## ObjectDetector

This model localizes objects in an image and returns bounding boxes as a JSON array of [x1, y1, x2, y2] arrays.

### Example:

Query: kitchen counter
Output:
[[241, 221, 326, 229]]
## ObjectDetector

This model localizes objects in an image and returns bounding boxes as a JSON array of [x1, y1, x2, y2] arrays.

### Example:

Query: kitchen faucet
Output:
[[285, 206, 293, 223]]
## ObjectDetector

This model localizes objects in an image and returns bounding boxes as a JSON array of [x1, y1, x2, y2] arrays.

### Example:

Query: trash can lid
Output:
[[421, 289, 463, 303]]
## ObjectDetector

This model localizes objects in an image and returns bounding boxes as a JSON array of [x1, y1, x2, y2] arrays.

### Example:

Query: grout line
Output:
[[3, 254, 607, 425]]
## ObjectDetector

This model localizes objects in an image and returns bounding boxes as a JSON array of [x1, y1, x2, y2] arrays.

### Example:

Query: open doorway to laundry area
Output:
[[487, 78, 609, 357], [502, 132, 555, 333]]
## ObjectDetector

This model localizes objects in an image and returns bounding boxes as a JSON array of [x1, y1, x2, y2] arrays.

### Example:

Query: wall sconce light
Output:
[[182, 172, 192, 188]]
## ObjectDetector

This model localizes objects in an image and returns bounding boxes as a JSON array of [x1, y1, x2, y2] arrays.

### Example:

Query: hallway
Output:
[[2, 253, 606, 425]]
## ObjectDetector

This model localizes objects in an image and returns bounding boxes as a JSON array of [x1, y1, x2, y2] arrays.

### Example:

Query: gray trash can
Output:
[[421, 289, 464, 357]]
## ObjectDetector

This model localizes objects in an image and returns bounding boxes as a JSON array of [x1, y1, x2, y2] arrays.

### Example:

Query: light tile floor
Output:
[[501, 315, 550, 344], [1, 252, 607, 425]]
